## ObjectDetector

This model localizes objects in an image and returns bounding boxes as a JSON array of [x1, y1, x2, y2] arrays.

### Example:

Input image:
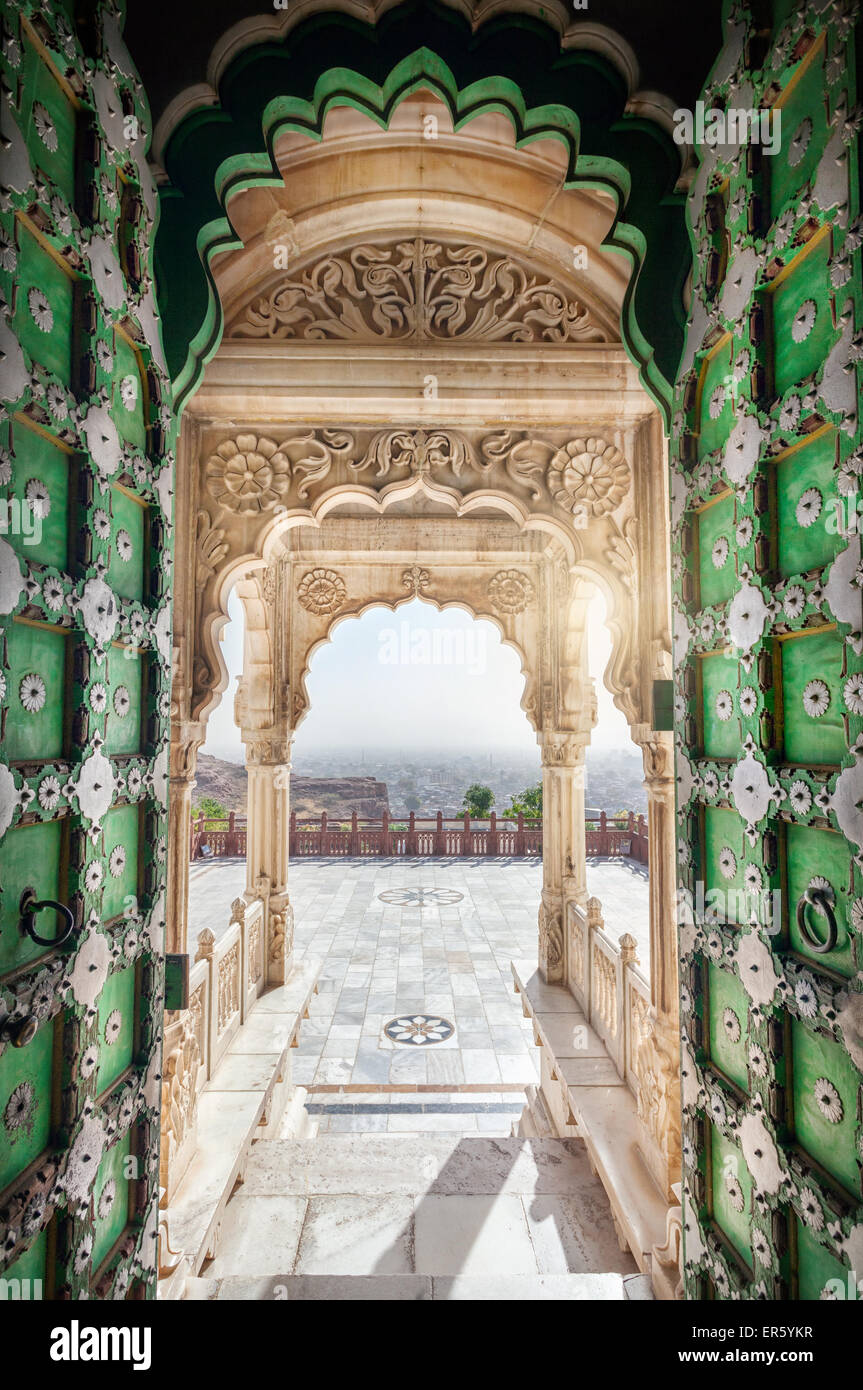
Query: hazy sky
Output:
[[203, 591, 631, 762]]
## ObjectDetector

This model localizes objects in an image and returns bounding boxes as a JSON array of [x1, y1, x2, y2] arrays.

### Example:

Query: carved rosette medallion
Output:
[[547, 437, 630, 516], [205, 435, 290, 514], [487, 568, 534, 615], [297, 567, 347, 615]]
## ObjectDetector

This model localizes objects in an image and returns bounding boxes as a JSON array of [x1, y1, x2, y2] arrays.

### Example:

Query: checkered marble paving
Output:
[[188, 856, 649, 1108]]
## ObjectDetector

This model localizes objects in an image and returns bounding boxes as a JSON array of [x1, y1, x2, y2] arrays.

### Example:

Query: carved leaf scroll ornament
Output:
[[350, 429, 484, 479], [232, 238, 609, 345]]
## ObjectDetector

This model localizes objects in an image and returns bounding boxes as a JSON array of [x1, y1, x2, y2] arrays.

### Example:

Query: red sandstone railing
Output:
[[585, 810, 649, 865], [190, 808, 648, 862]]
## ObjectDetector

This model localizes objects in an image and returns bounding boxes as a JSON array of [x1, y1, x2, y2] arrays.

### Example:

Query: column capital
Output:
[[540, 729, 590, 767], [243, 729, 294, 768]]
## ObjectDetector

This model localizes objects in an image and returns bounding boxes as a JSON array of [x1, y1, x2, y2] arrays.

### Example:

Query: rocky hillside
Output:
[[193, 755, 389, 818]]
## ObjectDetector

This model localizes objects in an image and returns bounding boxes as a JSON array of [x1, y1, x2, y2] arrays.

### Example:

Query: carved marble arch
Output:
[[209, 92, 627, 362], [292, 585, 542, 738], [190, 558, 276, 733]]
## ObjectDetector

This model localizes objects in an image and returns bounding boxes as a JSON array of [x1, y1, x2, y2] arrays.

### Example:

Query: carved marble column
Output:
[[632, 725, 681, 1202], [244, 730, 294, 985], [166, 723, 204, 956], [539, 729, 591, 982]]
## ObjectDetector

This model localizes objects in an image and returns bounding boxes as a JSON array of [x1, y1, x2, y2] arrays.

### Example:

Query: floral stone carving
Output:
[[231, 238, 609, 344], [487, 569, 535, 614], [547, 437, 630, 516], [297, 568, 347, 615], [205, 435, 291, 514]]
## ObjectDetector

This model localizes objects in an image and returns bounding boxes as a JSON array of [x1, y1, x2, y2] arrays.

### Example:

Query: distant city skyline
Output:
[[203, 591, 633, 763]]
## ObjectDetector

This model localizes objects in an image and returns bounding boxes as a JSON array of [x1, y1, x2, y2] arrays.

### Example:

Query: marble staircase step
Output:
[[190, 1131, 640, 1289], [240, 1133, 611, 1197], [186, 1272, 652, 1300]]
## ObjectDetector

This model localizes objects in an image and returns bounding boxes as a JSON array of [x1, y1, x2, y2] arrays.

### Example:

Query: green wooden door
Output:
[[0, 3, 171, 1299], [674, 2, 863, 1298]]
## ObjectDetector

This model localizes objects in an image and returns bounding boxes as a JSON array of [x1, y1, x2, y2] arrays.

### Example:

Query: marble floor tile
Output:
[[497, 1053, 539, 1083], [461, 1050, 503, 1084]]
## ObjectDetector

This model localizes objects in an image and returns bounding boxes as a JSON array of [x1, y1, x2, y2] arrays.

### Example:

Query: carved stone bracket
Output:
[[159, 1011, 202, 1204], [538, 891, 565, 984], [267, 893, 294, 986]]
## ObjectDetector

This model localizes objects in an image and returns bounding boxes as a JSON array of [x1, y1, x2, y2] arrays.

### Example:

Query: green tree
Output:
[[193, 795, 228, 823], [503, 783, 542, 819], [462, 783, 495, 817], [404, 794, 422, 812]]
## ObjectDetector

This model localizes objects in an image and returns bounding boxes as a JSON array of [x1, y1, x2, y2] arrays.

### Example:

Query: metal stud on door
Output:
[[0, 3, 172, 1299]]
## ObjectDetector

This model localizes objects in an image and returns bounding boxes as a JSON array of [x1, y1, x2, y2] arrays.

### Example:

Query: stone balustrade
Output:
[[190, 808, 649, 860], [513, 892, 681, 1298], [566, 896, 651, 1096]]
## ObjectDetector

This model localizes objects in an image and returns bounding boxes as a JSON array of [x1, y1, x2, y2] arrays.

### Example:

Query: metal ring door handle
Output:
[[19, 889, 75, 947], [796, 888, 838, 955]]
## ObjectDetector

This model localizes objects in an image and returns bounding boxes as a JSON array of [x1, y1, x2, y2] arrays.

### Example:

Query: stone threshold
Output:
[[159, 956, 321, 1298], [306, 1100, 524, 1114], [511, 958, 670, 1290], [187, 1272, 654, 1301], [306, 1082, 529, 1093]]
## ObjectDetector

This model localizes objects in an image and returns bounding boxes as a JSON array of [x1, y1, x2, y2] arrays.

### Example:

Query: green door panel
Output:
[[6, 420, 71, 571], [0, 819, 64, 973], [791, 1021, 861, 1197], [95, 964, 137, 1097], [711, 1129, 753, 1269], [704, 806, 749, 923], [2, 1223, 49, 1298], [3, 621, 68, 762], [770, 234, 836, 398], [706, 962, 750, 1092], [12, 221, 75, 387], [110, 332, 148, 454], [767, 35, 828, 222], [786, 822, 855, 977], [100, 804, 140, 922], [699, 652, 741, 759], [775, 430, 842, 579], [796, 1218, 859, 1300], [779, 628, 847, 766], [106, 485, 147, 602], [697, 337, 735, 456], [105, 648, 144, 756], [19, 29, 77, 204], [92, 1130, 131, 1272], [0, 1017, 54, 1192], [697, 492, 737, 609]]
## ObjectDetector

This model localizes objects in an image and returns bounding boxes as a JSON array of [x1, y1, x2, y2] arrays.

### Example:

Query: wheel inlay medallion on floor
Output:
[[377, 888, 464, 905], [383, 1015, 456, 1045]]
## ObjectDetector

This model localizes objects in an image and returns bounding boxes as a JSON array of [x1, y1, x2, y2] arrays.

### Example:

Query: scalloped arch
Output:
[[157, 8, 690, 422], [296, 589, 538, 733]]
